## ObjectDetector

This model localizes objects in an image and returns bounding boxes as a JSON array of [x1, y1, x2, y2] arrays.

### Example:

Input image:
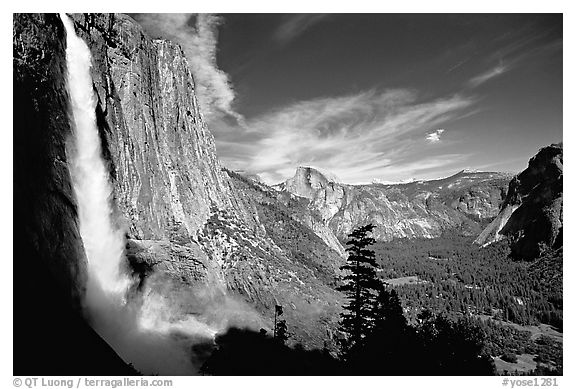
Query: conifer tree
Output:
[[373, 287, 407, 332], [337, 224, 380, 353]]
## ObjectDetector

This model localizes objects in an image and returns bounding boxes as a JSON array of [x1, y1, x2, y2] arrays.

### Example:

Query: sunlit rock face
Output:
[[277, 167, 512, 241], [280, 166, 346, 223], [67, 13, 259, 295], [475, 144, 563, 260], [14, 12, 344, 359], [14, 13, 531, 357], [69, 14, 258, 241], [64, 14, 344, 349]]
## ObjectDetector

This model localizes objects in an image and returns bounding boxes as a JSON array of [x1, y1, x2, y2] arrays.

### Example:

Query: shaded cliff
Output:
[[13, 13, 137, 375], [277, 167, 511, 241], [475, 144, 563, 260]]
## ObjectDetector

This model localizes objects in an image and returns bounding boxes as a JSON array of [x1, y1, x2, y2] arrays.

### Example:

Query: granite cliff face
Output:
[[14, 13, 345, 354], [475, 144, 563, 260], [16, 13, 554, 369], [68, 13, 258, 242], [226, 169, 345, 272], [69, 13, 346, 347], [277, 167, 512, 241]]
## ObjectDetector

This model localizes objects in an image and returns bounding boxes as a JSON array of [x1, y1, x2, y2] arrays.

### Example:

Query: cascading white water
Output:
[[59, 14, 248, 375], [61, 13, 132, 301]]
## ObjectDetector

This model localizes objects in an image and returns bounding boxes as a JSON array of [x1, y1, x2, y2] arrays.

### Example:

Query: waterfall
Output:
[[61, 13, 132, 301], [60, 13, 219, 375]]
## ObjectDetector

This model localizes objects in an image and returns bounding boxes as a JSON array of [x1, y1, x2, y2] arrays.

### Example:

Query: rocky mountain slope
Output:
[[228, 169, 345, 256], [276, 166, 512, 241], [71, 13, 346, 348], [14, 13, 346, 358], [475, 144, 563, 260], [15, 13, 560, 374], [226, 169, 345, 273]]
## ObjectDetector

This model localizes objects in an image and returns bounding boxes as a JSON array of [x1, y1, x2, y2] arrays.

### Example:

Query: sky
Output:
[[132, 13, 562, 185]]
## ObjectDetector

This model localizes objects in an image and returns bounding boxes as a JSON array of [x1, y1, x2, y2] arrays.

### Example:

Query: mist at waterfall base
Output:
[[60, 14, 262, 375]]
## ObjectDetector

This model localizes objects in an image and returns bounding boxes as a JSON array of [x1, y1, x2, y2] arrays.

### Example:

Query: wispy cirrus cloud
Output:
[[216, 89, 475, 184], [447, 57, 472, 74], [489, 27, 560, 63], [468, 62, 509, 87], [467, 28, 561, 89], [132, 13, 243, 124], [273, 14, 328, 44]]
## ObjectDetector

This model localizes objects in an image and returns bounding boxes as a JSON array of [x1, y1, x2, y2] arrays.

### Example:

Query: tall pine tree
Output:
[[337, 224, 380, 354]]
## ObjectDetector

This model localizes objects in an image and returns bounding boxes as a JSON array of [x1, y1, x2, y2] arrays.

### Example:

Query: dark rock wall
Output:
[[475, 144, 563, 260], [500, 144, 563, 259], [13, 13, 135, 375], [14, 12, 86, 312]]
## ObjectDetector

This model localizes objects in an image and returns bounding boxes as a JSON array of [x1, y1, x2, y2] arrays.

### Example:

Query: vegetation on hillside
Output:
[[371, 232, 562, 329], [200, 225, 561, 376], [336, 225, 495, 375]]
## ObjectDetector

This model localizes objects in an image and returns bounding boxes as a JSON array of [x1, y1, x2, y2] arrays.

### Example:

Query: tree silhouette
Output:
[[200, 327, 341, 375], [337, 224, 380, 354], [413, 311, 496, 375], [275, 319, 289, 345], [373, 287, 407, 332], [273, 304, 286, 341], [345, 284, 415, 374]]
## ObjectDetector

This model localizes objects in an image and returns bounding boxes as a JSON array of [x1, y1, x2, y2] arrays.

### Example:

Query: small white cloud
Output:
[[426, 129, 445, 143], [215, 89, 473, 184]]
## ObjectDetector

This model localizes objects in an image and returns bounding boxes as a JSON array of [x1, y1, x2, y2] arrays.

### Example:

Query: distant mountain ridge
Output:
[[14, 12, 562, 374], [274, 166, 513, 241]]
